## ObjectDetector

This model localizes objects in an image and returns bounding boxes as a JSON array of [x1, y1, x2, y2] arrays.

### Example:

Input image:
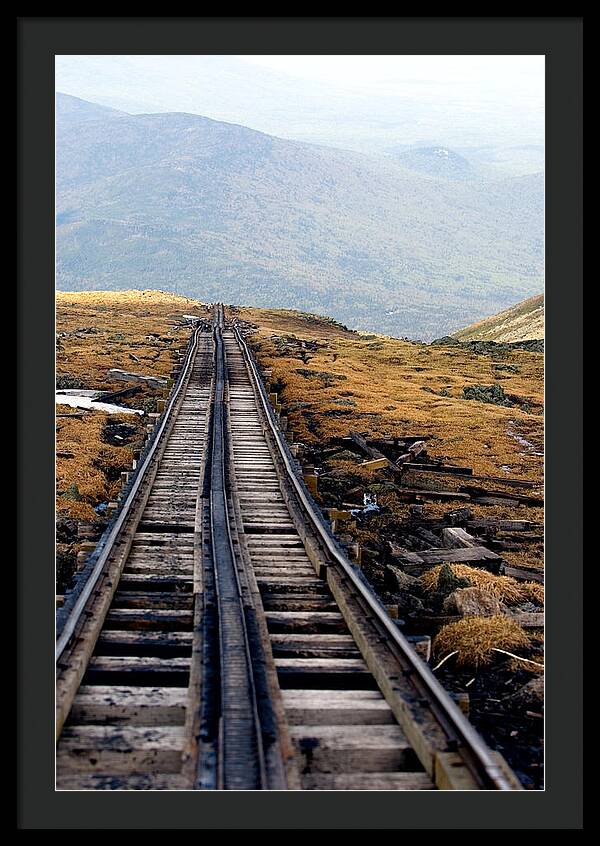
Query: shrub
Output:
[[62, 483, 82, 501], [56, 374, 84, 390], [421, 563, 525, 604], [462, 383, 513, 406], [434, 615, 530, 668]]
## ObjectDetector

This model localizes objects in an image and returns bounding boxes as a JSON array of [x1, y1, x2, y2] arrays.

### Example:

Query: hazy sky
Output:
[[238, 54, 544, 96], [56, 54, 545, 153]]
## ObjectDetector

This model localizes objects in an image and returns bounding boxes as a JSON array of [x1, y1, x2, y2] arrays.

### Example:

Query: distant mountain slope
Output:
[[55, 94, 544, 340], [386, 146, 474, 180], [56, 92, 126, 126], [453, 294, 544, 342]]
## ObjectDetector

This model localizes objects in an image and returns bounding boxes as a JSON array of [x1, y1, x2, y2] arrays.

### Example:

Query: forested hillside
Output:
[[56, 93, 543, 339]]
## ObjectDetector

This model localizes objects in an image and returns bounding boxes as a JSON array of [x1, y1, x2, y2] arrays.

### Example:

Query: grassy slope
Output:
[[237, 305, 543, 572], [241, 307, 543, 480], [453, 294, 544, 342], [55, 292, 543, 574], [56, 291, 209, 520]]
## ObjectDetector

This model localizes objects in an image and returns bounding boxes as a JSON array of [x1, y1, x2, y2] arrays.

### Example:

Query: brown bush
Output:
[[434, 615, 530, 669], [421, 563, 525, 604]]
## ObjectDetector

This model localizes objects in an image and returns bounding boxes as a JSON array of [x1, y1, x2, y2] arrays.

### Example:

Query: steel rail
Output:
[[232, 320, 514, 791], [198, 306, 269, 789], [55, 322, 204, 663]]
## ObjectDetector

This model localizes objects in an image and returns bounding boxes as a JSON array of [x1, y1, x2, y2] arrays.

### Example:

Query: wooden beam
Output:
[[99, 385, 142, 404], [441, 527, 478, 549], [360, 457, 388, 470], [349, 431, 401, 475], [404, 463, 473, 476], [107, 369, 168, 389], [407, 466, 538, 488], [387, 543, 424, 565], [466, 519, 542, 532], [418, 547, 502, 566], [472, 496, 521, 507], [460, 486, 544, 507], [503, 565, 544, 584], [399, 488, 471, 502]]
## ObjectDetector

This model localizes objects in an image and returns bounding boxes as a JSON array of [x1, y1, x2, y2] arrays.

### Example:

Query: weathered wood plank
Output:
[[69, 685, 187, 726], [418, 546, 502, 565], [110, 592, 194, 610], [461, 486, 543, 507], [271, 634, 359, 657], [283, 689, 394, 725], [265, 611, 347, 633], [261, 596, 339, 612], [302, 772, 433, 790], [290, 725, 416, 772], [408, 466, 538, 488], [57, 725, 184, 775], [104, 609, 194, 631], [349, 431, 401, 474], [86, 656, 190, 675], [466, 519, 542, 532], [503, 565, 544, 584], [56, 773, 189, 790], [403, 463, 473, 475], [441, 527, 479, 549], [400, 488, 471, 502], [275, 658, 368, 673], [107, 368, 168, 389]]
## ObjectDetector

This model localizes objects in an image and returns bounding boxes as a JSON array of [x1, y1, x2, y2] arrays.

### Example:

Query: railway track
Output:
[[56, 305, 521, 791]]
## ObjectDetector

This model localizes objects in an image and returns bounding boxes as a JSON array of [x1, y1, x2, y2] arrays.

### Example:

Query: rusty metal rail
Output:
[[232, 319, 516, 791]]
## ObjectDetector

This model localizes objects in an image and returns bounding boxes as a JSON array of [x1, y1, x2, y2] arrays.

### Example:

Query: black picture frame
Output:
[[18, 16, 582, 830]]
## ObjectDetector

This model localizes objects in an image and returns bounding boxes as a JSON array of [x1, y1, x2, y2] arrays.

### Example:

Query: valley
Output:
[[56, 94, 543, 340]]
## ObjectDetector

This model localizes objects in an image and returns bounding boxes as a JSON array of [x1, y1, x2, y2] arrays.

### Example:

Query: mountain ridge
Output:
[[56, 94, 543, 340], [452, 294, 544, 342]]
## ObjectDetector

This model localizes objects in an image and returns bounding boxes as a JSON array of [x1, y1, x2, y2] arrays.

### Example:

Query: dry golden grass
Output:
[[420, 564, 527, 604], [520, 582, 545, 605], [236, 306, 353, 342], [56, 407, 139, 520], [434, 615, 531, 668], [55, 294, 544, 579], [56, 291, 208, 520], [56, 290, 209, 387], [234, 306, 543, 572], [239, 312, 543, 482], [502, 546, 545, 571]]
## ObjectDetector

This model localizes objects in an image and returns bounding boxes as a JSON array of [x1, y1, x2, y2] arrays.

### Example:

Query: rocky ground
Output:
[[55, 291, 210, 593], [233, 305, 544, 789], [55, 293, 545, 788]]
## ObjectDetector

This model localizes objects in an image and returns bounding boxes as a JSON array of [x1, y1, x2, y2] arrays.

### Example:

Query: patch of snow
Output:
[[56, 393, 143, 416], [507, 422, 543, 457], [56, 389, 105, 398]]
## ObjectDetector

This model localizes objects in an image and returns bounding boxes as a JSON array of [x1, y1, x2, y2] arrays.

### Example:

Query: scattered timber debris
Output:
[[97, 385, 143, 405], [107, 368, 168, 389], [259, 357, 543, 785]]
